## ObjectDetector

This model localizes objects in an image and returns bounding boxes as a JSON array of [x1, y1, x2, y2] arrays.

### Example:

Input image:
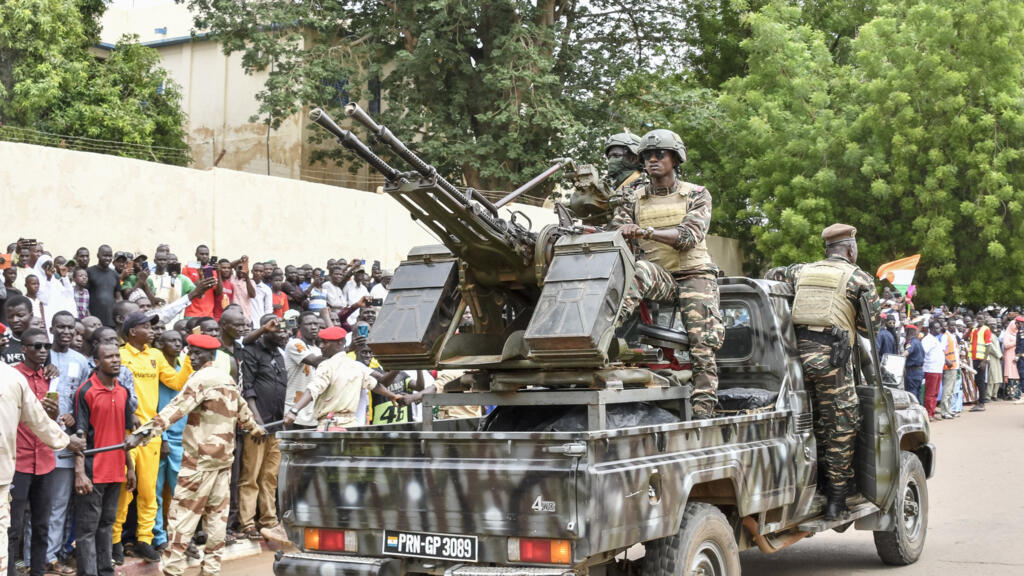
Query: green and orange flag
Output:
[[876, 255, 921, 295]]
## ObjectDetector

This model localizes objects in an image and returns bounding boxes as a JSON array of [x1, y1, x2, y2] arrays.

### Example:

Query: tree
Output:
[[707, 0, 1024, 305], [0, 0, 189, 165], [181, 0, 691, 195]]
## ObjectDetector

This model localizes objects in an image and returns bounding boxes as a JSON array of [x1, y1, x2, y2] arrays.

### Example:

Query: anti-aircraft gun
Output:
[[310, 106, 693, 427]]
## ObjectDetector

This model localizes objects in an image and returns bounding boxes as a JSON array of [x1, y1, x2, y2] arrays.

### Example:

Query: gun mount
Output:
[[309, 107, 690, 387]]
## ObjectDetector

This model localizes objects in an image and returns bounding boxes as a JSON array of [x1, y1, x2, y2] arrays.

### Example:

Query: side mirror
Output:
[[880, 353, 906, 389]]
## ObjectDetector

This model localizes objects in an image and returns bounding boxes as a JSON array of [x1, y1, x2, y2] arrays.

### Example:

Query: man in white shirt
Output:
[[283, 312, 325, 427], [342, 268, 370, 326], [248, 263, 274, 328], [0, 363, 85, 572], [323, 266, 347, 321], [921, 322, 945, 420]]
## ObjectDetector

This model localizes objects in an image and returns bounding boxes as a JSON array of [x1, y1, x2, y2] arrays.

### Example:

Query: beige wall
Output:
[[0, 141, 742, 277]]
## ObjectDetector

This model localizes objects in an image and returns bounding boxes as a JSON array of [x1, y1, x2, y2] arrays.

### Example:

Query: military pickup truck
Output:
[[273, 277, 934, 576]]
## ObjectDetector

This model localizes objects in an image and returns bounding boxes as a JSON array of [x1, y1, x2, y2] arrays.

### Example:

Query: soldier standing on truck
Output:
[[283, 327, 404, 430], [124, 334, 266, 576], [612, 129, 725, 419], [766, 223, 881, 520]]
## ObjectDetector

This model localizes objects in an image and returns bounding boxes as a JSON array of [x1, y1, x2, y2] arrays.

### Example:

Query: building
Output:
[[98, 0, 379, 190]]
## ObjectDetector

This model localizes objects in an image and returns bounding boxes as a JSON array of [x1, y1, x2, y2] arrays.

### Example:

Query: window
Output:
[[717, 302, 754, 359]]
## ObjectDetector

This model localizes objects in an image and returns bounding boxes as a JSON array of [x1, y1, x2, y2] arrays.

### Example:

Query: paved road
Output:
[[215, 402, 1024, 576]]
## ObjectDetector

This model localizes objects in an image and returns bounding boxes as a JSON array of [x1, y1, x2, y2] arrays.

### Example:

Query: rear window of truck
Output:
[[718, 302, 753, 359]]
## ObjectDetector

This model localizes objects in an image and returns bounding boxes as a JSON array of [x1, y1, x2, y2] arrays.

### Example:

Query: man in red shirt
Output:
[[74, 342, 136, 576], [10, 328, 68, 576], [183, 245, 220, 320]]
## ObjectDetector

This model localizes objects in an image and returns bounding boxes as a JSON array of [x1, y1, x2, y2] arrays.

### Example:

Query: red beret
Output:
[[187, 334, 222, 350], [319, 326, 348, 342], [905, 324, 918, 331]]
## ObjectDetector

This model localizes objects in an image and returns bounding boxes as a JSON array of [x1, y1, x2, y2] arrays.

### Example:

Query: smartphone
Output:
[[201, 265, 215, 279], [370, 298, 383, 307], [357, 324, 370, 338], [241, 258, 250, 276], [210, 256, 220, 265], [45, 391, 58, 403]]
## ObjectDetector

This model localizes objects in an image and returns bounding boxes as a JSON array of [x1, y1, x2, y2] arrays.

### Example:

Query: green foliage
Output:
[[696, 0, 1024, 305], [0, 1, 188, 165], [181, 0, 689, 192]]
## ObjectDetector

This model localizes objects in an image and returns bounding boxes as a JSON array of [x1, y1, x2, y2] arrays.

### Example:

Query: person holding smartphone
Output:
[[151, 253, 194, 324]]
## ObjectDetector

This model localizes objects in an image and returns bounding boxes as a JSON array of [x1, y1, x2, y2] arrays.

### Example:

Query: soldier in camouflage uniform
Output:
[[612, 129, 725, 419], [125, 334, 266, 576], [765, 223, 881, 520], [603, 132, 643, 194]]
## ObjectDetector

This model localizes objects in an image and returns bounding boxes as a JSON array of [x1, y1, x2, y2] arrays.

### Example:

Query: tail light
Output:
[[304, 528, 358, 552], [507, 537, 571, 564]]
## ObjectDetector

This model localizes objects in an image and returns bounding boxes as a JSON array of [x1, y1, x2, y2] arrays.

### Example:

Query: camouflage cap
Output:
[[604, 132, 641, 156], [822, 223, 857, 246], [638, 129, 686, 164]]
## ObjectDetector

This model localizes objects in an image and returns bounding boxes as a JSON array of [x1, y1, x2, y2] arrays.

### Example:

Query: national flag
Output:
[[876, 254, 921, 295]]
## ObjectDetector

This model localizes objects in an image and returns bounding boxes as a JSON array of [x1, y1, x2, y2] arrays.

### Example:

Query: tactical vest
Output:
[[635, 182, 712, 272], [791, 259, 858, 339]]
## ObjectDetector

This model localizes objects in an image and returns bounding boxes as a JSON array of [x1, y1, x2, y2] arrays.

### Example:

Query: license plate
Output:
[[382, 529, 478, 562]]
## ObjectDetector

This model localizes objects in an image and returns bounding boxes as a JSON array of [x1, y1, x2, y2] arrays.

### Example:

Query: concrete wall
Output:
[[0, 141, 743, 275]]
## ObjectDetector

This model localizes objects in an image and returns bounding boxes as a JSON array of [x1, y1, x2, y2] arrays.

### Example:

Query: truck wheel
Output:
[[873, 451, 928, 565], [643, 502, 739, 576]]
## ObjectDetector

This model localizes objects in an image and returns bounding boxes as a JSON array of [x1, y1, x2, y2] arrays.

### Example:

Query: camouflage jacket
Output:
[[766, 256, 882, 336], [136, 365, 259, 473], [609, 179, 713, 252]]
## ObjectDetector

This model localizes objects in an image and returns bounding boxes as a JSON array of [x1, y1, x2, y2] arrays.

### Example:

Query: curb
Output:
[[114, 539, 285, 576]]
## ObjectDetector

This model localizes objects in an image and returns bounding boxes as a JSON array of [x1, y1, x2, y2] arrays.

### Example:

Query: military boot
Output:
[[825, 483, 848, 520]]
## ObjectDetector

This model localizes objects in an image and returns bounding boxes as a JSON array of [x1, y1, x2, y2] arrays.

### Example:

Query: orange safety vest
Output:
[[969, 326, 991, 360], [943, 332, 959, 370]]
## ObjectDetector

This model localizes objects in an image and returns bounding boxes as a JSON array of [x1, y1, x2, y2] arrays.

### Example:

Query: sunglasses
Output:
[[30, 342, 53, 351], [641, 149, 670, 162]]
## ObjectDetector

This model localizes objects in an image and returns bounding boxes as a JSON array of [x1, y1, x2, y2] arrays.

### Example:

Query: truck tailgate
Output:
[[279, 429, 582, 539]]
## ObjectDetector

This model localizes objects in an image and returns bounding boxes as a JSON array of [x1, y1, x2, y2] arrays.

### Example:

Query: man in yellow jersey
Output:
[[114, 311, 193, 564]]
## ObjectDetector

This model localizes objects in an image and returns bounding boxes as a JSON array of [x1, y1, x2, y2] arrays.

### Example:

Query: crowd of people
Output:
[[875, 286, 1024, 421], [0, 238, 471, 576]]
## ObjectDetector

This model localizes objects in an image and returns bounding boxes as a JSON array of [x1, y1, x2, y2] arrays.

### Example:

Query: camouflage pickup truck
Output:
[[273, 277, 934, 576]]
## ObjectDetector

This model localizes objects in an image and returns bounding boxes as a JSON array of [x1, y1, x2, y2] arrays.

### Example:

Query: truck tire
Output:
[[873, 451, 928, 565], [643, 502, 740, 576]]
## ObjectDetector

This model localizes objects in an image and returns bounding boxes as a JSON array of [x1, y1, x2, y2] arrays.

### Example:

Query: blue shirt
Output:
[[905, 338, 925, 371], [52, 348, 90, 468], [157, 358, 188, 443], [876, 329, 898, 357]]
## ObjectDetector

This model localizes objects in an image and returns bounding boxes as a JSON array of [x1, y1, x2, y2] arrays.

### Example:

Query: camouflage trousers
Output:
[[622, 261, 725, 416], [161, 466, 231, 576], [798, 339, 861, 490]]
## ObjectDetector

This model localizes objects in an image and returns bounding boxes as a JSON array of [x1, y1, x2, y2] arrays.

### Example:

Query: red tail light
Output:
[[304, 528, 357, 552], [508, 537, 571, 564]]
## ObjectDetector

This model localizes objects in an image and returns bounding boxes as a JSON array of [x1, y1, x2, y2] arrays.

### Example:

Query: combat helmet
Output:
[[638, 129, 687, 164], [604, 132, 642, 156]]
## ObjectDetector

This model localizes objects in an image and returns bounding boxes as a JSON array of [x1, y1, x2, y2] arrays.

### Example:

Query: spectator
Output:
[[73, 342, 136, 576], [342, 266, 370, 326], [968, 318, 993, 411], [151, 330, 186, 554], [183, 246, 220, 320], [283, 313, 325, 429], [46, 312, 90, 575], [238, 314, 289, 543], [0, 361, 83, 575], [921, 322, 944, 420], [112, 312, 193, 564], [86, 246, 119, 328], [10, 328, 66, 576], [250, 263, 273, 327], [269, 270, 289, 319], [304, 269, 328, 322], [229, 259, 256, 328], [939, 320, 961, 420], [281, 267, 305, 312], [369, 269, 392, 303], [2, 297, 33, 365], [323, 266, 348, 320], [904, 325, 924, 401], [73, 268, 90, 320], [73, 248, 90, 272], [1, 268, 21, 324], [24, 275, 43, 331], [150, 251, 194, 324], [72, 320, 86, 354], [216, 260, 237, 322]]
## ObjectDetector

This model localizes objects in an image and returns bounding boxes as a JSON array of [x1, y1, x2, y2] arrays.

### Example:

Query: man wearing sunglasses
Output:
[[611, 129, 725, 420]]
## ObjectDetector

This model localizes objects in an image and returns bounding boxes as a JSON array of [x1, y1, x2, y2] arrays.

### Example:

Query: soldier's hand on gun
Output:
[[618, 223, 642, 239], [283, 411, 296, 428], [125, 430, 149, 450]]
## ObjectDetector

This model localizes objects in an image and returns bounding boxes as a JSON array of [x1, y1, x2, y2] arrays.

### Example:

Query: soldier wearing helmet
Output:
[[611, 128, 724, 419], [603, 133, 643, 193]]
